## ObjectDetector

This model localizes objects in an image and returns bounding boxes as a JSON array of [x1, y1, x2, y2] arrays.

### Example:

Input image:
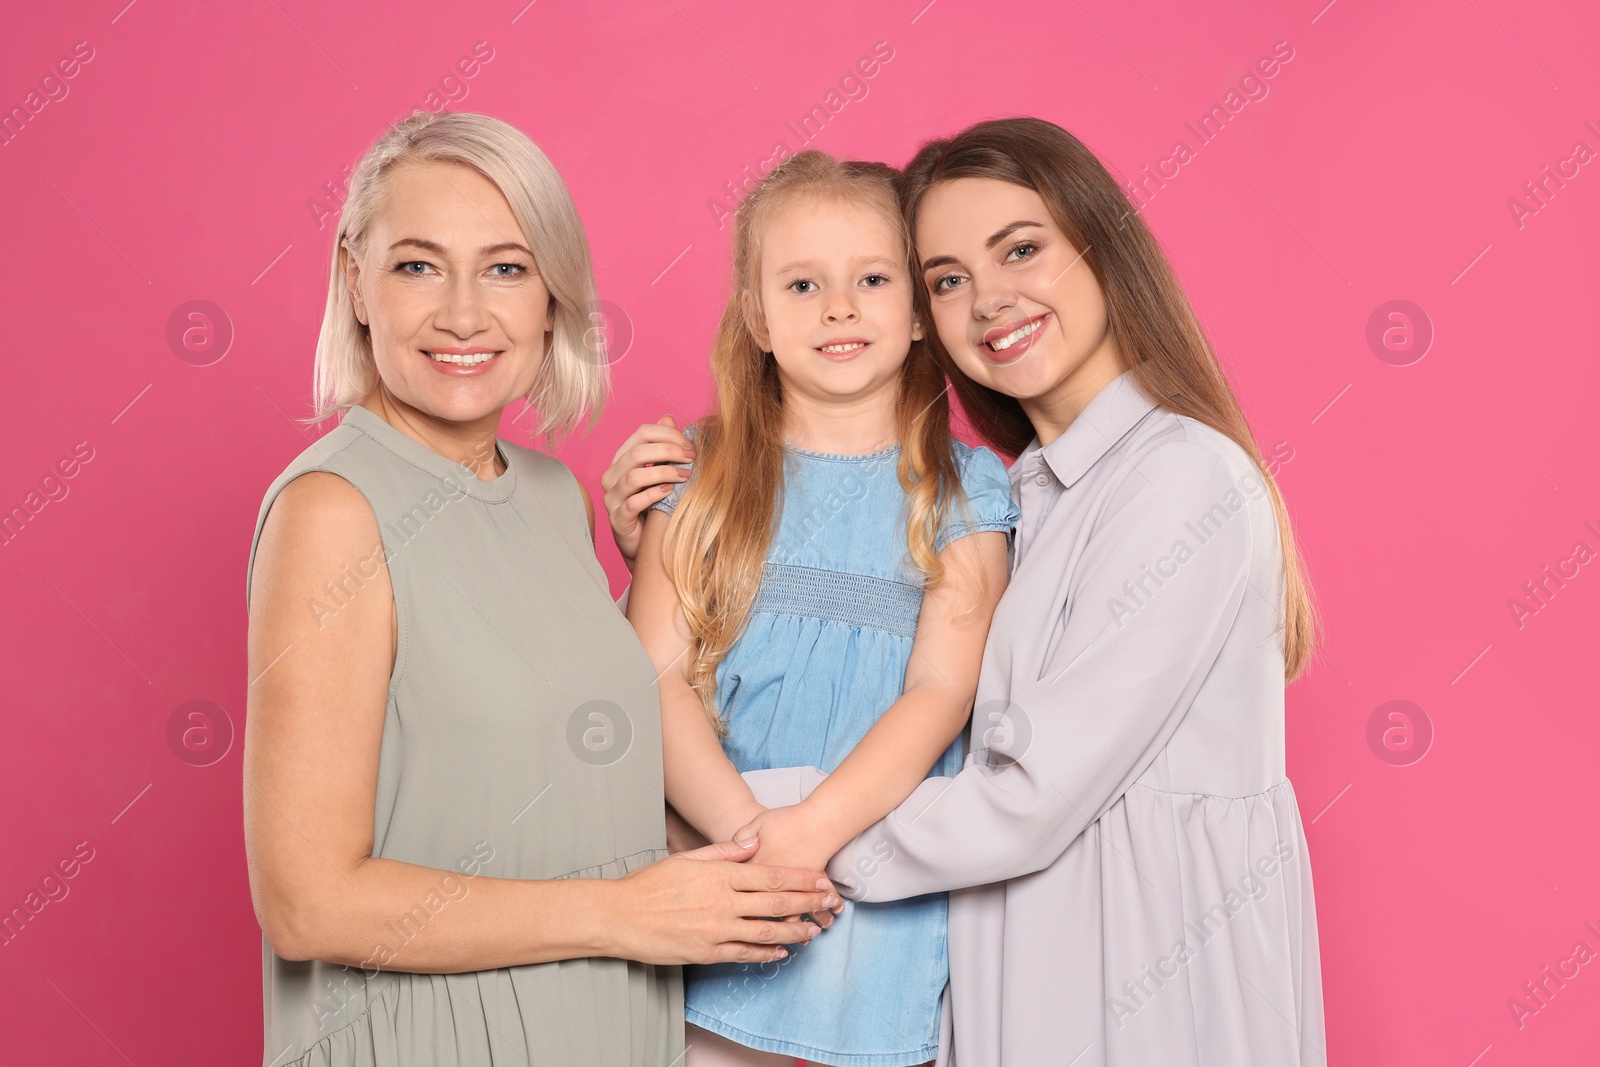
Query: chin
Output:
[[414, 390, 508, 425], [974, 348, 1070, 396]]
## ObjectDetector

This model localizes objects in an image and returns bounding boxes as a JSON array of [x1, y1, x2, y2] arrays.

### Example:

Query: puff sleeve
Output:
[[934, 444, 1020, 554]]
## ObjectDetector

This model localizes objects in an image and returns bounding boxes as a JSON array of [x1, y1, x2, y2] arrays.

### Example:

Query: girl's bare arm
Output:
[[625, 507, 766, 843]]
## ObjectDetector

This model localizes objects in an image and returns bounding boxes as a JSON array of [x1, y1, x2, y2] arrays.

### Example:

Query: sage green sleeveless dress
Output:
[[245, 403, 683, 1066]]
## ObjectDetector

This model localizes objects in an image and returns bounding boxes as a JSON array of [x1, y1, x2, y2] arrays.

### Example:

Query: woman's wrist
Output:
[[576, 876, 630, 960]]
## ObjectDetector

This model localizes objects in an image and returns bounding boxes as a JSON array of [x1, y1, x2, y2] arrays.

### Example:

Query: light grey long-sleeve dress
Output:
[[747, 370, 1326, 1066]]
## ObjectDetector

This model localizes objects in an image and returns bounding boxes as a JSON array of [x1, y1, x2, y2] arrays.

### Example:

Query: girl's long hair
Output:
[[664, 151, 964, 733], [899, 117, 1317, 681]]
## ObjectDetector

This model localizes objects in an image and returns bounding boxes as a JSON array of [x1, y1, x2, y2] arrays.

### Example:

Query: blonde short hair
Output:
[[309, 111, 607, 446]]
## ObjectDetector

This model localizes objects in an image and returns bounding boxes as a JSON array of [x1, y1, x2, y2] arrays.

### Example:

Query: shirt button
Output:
[[1034, 472, 1050, 486]]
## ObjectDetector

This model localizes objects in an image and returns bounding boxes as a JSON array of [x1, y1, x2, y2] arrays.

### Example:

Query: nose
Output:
[[968, 263, 1018, 321], [822, 289, 859, 325], [434, 268, 491, 337]]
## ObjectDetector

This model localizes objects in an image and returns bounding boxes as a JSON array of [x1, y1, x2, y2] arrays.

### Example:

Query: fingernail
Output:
[[805, 924, 820, 937], [815, 878, 830, 890], [736, 837, 758, 848], [774, 948, 788, 958], [824, 895, 840, 909]]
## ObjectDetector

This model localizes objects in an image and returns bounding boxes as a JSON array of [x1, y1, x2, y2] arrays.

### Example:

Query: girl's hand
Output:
[[605, 839, 839, 964], [600, 415, 695, 570], [732, 806, 846, 911]]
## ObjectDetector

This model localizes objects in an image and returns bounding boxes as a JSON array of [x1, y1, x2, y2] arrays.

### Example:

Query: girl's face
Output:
[[342, 161, 552, 425], [916, 177, 1124, 425], [749, 195, 923, 415]]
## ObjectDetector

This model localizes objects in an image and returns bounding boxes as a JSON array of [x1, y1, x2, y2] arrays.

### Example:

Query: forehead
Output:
[[760, 193, 904, 267], [370, 161, 527, 246], [916, 178, 1051, 245]]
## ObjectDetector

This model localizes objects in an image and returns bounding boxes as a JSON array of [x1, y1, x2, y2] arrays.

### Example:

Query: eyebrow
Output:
[[920, 220, 1046, 272], [388, 238, 535, 258]]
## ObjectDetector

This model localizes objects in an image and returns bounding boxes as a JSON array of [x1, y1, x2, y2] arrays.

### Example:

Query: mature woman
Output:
[[605, 117, 1326, 1066], [243, 111, 839, 1067]]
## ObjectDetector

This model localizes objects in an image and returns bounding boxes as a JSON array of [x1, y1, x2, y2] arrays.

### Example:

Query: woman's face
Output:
[[343, 161, 552, 426], [915, 177, 1124, 428]]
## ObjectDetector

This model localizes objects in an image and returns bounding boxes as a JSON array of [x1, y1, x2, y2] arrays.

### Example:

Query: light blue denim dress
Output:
[[651, 433, 1019, 1066]]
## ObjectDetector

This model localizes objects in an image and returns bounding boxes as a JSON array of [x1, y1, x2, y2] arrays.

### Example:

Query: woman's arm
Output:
[[245, 473, 833, 971], [624, 506, 765, 843], [732, 531, 1010, 871], [821, 441, 1260, 901]]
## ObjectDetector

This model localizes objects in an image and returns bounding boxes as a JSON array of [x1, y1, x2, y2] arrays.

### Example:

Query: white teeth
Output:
[[988, 319, 1041, 352], [429, 352, 495, 365], [820, 342, 866, 354]]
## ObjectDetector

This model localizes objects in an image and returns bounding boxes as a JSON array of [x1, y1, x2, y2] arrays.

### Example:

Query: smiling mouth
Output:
[[426, 350, 499, 366], [982, 315, 1046, 353], [818, 341, 869, 355]]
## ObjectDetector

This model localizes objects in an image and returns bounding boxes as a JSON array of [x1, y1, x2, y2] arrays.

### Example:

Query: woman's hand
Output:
[[665, 803, 839, 930], [603, 840, 842, 965], [600, 415, 694, 570]]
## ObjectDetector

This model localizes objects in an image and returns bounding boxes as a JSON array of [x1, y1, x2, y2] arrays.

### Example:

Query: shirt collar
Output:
[[1011, 370, 1161, 491]]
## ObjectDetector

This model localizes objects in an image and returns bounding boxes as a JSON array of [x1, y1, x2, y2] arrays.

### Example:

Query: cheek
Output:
[[945, 343, 998, 389], [369, 280, 426, 338], [761, 305, 806, 352], [1047, 268, 1108, 330], [931, 303, 971, 356], [499, 292, 549, 335]]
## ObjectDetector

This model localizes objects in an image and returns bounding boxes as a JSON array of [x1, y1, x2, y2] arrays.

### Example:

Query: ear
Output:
[[340, 243, 369, 326], [911, 316, 925, 343], [740, 289, 772, 352]]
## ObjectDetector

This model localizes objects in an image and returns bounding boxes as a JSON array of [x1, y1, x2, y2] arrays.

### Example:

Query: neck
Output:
[[779, 373, 901, 455], [1021, 340, 1128, 447], [360, 387, 506, 480]]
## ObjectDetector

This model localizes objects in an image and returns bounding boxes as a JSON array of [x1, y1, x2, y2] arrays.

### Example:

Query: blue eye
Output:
[[788, 279, 818, 294], [396, 261, 433, 275], [931, 273, 965, 293], [489, 263, 525, 276], [861, 273, 890, 288], [1006, 241, 1039, 261]]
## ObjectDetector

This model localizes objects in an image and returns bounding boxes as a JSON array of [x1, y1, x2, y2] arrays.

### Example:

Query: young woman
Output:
[[605, 117, 1327, 1067], [626, 151, 1016, 1066], [243, 111, 839, 1067]]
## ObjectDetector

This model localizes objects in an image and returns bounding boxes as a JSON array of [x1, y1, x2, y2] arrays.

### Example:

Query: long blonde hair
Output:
[[307, 111, 607, 448], [899, 118, 1319, 681], [664, 151, 965, 733]]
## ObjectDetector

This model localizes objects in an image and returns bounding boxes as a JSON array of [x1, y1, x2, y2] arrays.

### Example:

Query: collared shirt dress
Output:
[[750, 371, 1327, 1066], [651, 434, 1019, 1067]]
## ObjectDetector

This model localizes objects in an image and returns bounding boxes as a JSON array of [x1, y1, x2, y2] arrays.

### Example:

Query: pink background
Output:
[[2, 0, 1597, 1063]]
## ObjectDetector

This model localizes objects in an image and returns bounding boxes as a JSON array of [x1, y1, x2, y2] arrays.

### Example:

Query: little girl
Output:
[[625, 152, 1018, 1067]]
